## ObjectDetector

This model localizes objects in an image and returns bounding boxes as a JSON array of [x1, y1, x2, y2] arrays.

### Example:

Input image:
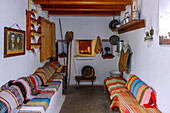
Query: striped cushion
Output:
[[125, 74, 157, 107], [0, 80, 15, 91], [0, 90, 20, 112], [51, 73, 65, 80], [23, 77, 39, 95], [41, 67, 53, 79], [13, 82, 27, 103], [104, 77, 128, 100], [110, 91, 161, 113], [44, 61, 60, 71], [43, 63, 56, 75], [26, 76, 55, 96], [15, 78, 36, 103], [28, 76, 55, 95], [125, 74, 139, 90], [30, 75, 57, 93], [56, 65, 64, 73], [104, 77, 127, 91], [8, 85, 24, 106], [50, 61, 60, 70], [30, 74, 43, 86], [34, 68, 50, 84], [0, 101, 7, 113]]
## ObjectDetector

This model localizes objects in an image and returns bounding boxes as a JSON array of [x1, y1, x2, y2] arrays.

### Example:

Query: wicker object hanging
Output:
[[82, 65, 95, 79]]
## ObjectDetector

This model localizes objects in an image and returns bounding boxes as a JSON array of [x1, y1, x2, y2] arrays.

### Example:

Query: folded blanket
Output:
[[18, 98, 51, 113], [110, 91, 161, 113], [104, 77, 128, 100]]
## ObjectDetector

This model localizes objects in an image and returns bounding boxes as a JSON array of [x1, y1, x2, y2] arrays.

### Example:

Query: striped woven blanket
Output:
[[18, 97, 51, 113], [110, 91, 161, 113], [104, 77, 128, 100]]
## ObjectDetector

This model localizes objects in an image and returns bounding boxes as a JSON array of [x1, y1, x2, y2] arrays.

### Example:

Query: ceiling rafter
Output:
[[42, 8, 125, 12], [48, 11, 120, 16], [33, 0, 131, 5], [32, 0, 131, 16]]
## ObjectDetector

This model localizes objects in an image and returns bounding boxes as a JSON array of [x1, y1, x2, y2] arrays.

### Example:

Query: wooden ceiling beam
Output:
[[42, 8, 125, 12], [48, 11, 120, 16], [41, 4, 125, 9], [33, 0, 131, 5]]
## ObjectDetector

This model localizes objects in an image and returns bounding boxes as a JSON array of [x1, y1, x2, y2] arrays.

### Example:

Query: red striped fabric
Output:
[[110, 91, 161, 113]]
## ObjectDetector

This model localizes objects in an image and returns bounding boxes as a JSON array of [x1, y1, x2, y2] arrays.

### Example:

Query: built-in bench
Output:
[[0, 61, 65, 113], [104, 74, 161, 113]]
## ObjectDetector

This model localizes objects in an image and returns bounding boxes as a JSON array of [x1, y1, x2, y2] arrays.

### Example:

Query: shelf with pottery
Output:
[[113, 19, 145, 34], [112, 0, 145, 34], [26, 8, 42, 50]]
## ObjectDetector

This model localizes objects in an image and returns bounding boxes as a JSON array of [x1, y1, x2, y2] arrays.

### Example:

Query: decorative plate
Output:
[[82, 65, 95, 79], [109, 35, 120, 45]]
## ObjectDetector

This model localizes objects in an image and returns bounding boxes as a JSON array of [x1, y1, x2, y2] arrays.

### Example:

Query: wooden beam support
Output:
[[131, 0, 133, 20], [41, 4, 126, 9], [42, 8, 125, 12], [48, 11, 120, 16], [33, 0, 131, 5]]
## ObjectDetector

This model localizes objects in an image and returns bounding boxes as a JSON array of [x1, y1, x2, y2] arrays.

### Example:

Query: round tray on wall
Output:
[[82, 65, 95, 79], [109, 35, 120, 45]]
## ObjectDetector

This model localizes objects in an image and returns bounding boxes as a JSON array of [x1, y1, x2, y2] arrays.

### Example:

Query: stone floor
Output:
[[59, 85, 113, 113]]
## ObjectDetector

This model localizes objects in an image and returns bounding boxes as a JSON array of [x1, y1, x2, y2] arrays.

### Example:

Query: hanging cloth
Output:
[[118, 49, 129, 73], [94, 36, 103, 54]]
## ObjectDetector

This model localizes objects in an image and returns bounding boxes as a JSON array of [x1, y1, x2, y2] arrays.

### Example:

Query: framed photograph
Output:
[[4, 27, 25, 57]]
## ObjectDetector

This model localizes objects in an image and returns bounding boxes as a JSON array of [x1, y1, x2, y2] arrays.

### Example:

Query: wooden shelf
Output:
[[113, 19, 145, 34], [30, 43, 41, 49], [26, 10, 42, 50]]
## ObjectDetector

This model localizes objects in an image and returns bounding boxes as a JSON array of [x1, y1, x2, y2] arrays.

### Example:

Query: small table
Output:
[[75, 76, 96, 86]]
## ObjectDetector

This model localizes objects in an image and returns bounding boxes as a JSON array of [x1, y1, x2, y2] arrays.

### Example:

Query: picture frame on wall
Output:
[[4, 27, 25, 57]]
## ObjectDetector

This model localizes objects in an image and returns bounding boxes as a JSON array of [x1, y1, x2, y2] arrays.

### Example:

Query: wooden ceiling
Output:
[[32, 0, 132, 16]]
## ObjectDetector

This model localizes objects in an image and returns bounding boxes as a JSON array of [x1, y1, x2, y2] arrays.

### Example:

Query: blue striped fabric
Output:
[[133, 81, 145, 98], [23, 97, 51, 111], [0, 101, 7, 113], [130, 79, 141, 93], [51, 81, 62, 84], [31, 98, 51, 104]]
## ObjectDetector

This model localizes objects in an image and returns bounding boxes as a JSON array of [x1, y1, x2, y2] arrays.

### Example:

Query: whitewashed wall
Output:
[[0, 0, 48, 85], [120, 0, 170, 112], [50, 16, 119, 85]]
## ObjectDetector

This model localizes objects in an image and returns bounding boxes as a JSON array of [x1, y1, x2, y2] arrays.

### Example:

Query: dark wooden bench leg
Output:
[[78, 80, 80, 85]]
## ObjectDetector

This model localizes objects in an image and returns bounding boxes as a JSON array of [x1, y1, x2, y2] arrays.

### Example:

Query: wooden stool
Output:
[[75, 76, 96, 86]]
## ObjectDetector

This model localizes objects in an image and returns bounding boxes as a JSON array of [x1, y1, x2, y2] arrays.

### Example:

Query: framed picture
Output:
[[4, 27, 25, 57]]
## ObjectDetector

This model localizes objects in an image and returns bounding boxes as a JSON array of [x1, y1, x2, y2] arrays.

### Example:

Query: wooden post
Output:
[[131, 0, 133, 20], [28, 0, 31, 11], [65, 42, 69, 89], [68, 41, 72, 86]]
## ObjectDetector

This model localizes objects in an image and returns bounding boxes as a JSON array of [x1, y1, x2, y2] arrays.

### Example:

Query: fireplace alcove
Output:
[[74, 39, 95, 57]]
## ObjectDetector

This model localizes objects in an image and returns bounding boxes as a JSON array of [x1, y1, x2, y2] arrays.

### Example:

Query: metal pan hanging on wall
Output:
[[82, 65, 95, 79], [109, 35, 120, 45], [109, 20, 119, 30]]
